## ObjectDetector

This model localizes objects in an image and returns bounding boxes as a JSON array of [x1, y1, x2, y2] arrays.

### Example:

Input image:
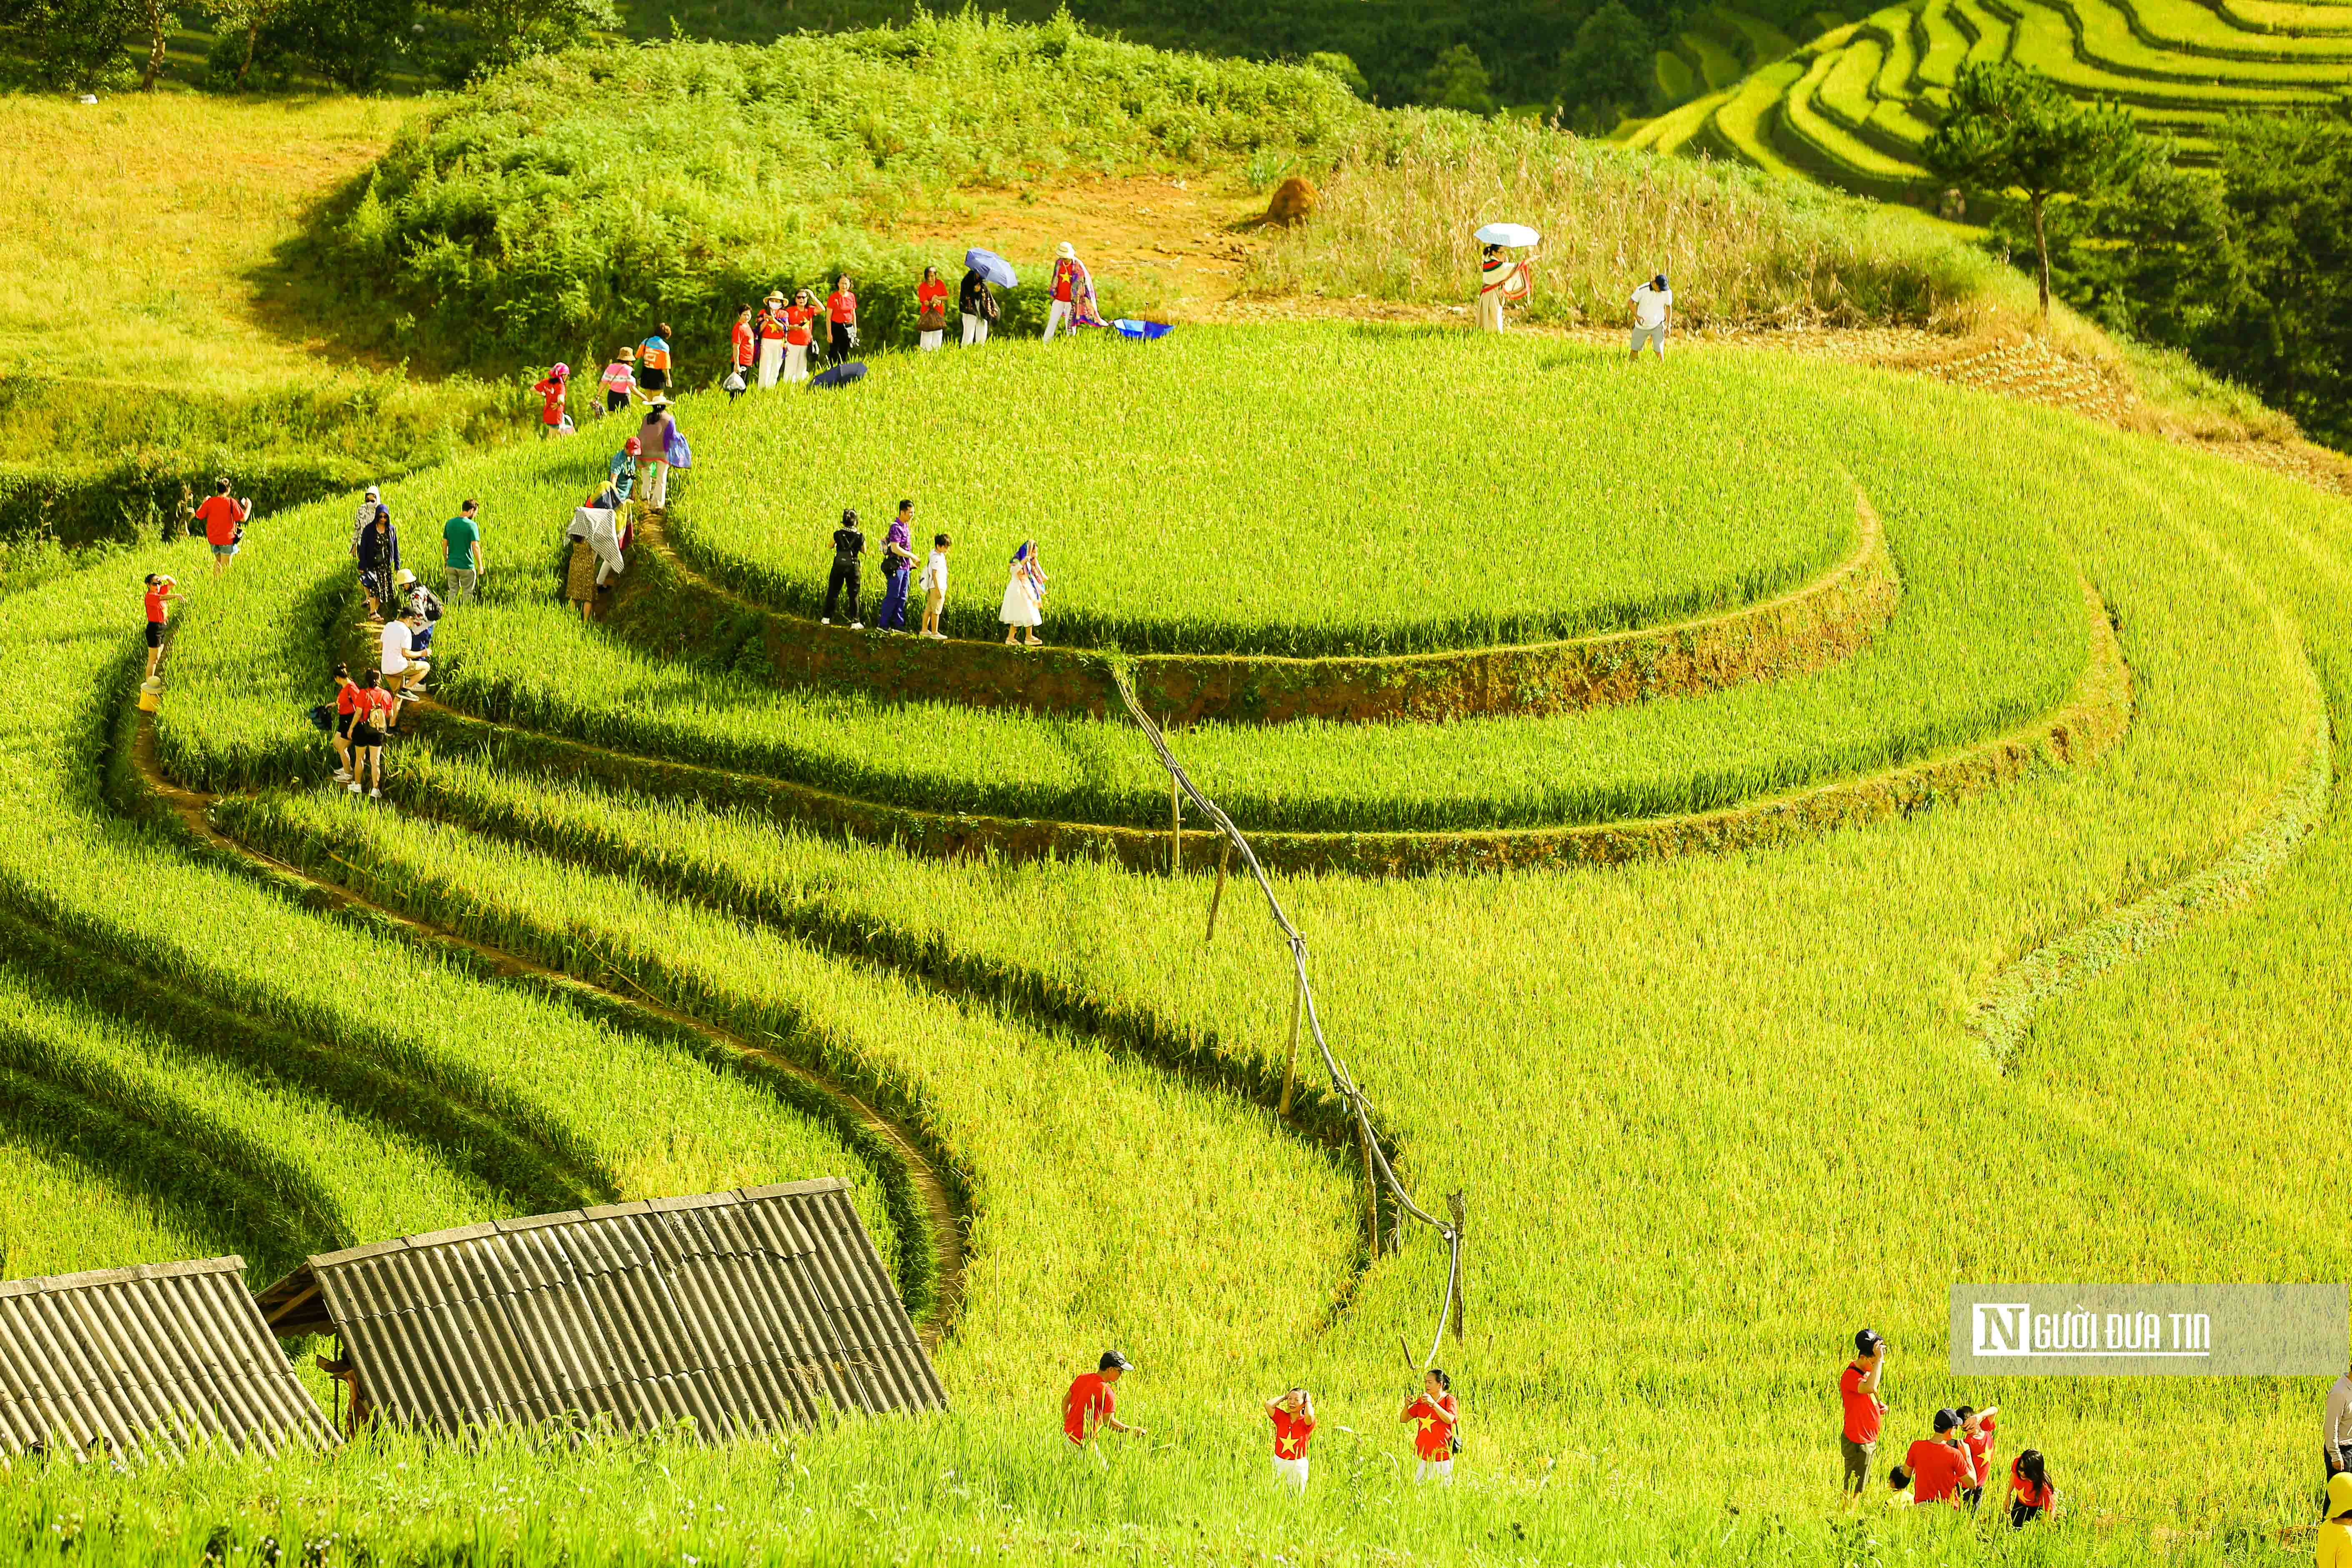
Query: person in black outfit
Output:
[[823, 508, 864, 628], [959, 267, 996, 345]]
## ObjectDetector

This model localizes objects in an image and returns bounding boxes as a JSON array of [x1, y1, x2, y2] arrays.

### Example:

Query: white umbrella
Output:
[[1474, 223, 1542, 247]]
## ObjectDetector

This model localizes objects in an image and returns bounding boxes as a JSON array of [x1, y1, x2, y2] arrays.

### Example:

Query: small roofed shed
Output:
[[0, 1257, 337, 1460], [254, 1180, 944, 1440]]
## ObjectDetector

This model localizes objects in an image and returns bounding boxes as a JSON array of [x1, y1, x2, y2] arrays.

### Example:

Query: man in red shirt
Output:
[[1839, 1329, 1887, 1505], [1903, 1409, 1976, 1507], [193, 478, 250, 578], [1264, 1387, 1315, 1493], [824, 273, 858, 368], [1401, 1367, 1459, 1484], [1063, 1350, 1143, 1453], [141, 572, 180, 678]]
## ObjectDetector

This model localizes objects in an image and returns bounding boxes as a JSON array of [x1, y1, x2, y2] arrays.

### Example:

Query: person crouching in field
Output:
[[1265, 1388, 1315, 1494], [345, 670, 393, 798], [1064, 1350, 1144, 1455], [920, 533, 951, 639], [1904, 1410, 1974, 1507], [142, 573, 181, 679], [1629, 273, 1672, 359], [2010, 1450, 2055, 1528], [1885, 1465, 1915, 1508], [1402, 1368, 1458, 1484], [1840, 1329, 1887, 1507], [380, 604, 430, 724]]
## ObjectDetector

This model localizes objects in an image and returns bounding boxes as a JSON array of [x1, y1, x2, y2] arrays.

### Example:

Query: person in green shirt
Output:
[[443, 499, 484, 601]]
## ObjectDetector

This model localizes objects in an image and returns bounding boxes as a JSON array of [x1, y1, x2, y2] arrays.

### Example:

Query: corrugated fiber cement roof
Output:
[[263, 1178, 943, 1441], [0, 1256, 338, 1459]]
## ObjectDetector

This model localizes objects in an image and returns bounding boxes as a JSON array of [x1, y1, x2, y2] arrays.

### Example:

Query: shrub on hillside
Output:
[[316, 15, 1367, 369], [0, 0, 142, 89]]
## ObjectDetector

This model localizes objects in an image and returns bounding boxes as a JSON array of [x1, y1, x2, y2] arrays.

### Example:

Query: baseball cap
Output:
[[1855, 1328, 1884, 1355], [1654, 273, 1669, 290], [1098, 1350, 1133, 1372], [1934, 1408, 1961, 1433]]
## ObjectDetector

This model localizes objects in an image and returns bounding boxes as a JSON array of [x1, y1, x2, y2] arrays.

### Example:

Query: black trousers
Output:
[[825, 559, 861, 621]]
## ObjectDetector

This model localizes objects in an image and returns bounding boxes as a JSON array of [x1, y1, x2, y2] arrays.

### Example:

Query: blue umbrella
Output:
[[1113, 320, 1173, 341], [808, 361, 868, 390], [964, 248, 1018, 288]]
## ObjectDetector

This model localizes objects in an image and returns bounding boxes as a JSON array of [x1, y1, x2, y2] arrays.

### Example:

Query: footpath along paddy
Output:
[[11, 318, 2352, 1556]]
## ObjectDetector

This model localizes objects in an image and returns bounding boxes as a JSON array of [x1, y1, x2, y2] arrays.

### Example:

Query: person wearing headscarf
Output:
[[999, 540, 1046, 646], [352, 489, 399, 622], [565, 488, 624, 619], [532, 363, 570, 434], [1044, 244, 1103, 342]]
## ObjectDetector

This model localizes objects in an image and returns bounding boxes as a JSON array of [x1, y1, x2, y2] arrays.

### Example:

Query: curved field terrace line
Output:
[[624, 496, 1899, 726], [406, 580, 2127, 876]]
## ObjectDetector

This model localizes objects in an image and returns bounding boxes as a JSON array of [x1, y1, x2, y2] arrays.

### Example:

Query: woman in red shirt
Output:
[[1264, 1388, 1315, 1493], [2009, 1450, 2054, 1527], [915, 265, 948, 353], [531, 364, 569, 438], [757, 290, 788, 387], [784, 290, 817, 384], [345, 668, 395, 799], [824, 274, 858, 367], [1401, 1368, 1458, 1485]]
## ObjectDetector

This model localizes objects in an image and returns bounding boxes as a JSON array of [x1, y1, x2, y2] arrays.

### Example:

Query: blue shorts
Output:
[[212, 543, 238, 558]]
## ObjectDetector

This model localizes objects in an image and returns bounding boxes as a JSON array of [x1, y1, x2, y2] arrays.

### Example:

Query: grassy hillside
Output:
[[0, 305, 2341, 1558], [1624, 0, 2352, 197]]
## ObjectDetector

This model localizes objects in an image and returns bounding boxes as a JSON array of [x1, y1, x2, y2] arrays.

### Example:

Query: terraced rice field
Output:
[[9, 318, 2352, 1560], [1625, 0, 2352, 195]]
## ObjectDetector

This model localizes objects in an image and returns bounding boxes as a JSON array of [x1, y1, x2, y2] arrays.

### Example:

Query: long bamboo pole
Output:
[[1276, 974, 1304, 1118]]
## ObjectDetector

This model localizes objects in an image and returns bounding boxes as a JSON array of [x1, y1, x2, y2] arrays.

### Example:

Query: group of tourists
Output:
[[1839, 1330, 2055, 1526], [811, 501, 1043, 645], [1061, 1353, 1459, 1495]]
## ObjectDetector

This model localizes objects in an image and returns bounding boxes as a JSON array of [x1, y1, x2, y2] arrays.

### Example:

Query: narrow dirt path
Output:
[[128, 703, 969, 1343]]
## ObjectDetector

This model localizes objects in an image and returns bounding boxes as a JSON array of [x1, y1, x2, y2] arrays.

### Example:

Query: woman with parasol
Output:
[[1474, 223, 1540, 332], [962, 248, 1013, 345], [1043, 243, 1104, 341]]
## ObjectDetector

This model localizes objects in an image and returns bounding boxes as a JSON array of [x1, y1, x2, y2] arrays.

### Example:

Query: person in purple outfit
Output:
[[877, 498, 917, 632]]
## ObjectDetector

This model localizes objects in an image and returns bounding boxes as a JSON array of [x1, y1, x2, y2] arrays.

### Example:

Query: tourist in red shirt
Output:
[[784, 290, 817, 385], [1063, 1350, 1143, 1453], [1959, 1403, 1999, 1508], [1401, 1368, 1458, 1484], [915, 265, 948, 353], [1264, 1387, 1315, 1493], [532, 364, 569, 438], [193, 478, 251, 577], [756, 291, 788, 388], [731, 306, 755, 376], [823, 274, 858, 368], [345, 669, 395, 799], [2008, 1449, 2054, 1527], [1839, 1329, 1887, 1505], [140, 572, 180, 678], [1904, 1410, 1976, 1506], [328, 662, 356, 783]]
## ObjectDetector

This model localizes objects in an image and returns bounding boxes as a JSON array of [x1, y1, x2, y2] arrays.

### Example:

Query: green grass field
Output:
[[4, 293, 2347, 1559]]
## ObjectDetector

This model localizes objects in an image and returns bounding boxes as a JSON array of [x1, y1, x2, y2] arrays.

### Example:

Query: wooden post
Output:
[[1359, 1120, 1380, 1257], [1204, 840, 1229, 943], [1170, 773, 1181, 875], [1446, 1190, 1468, 1340], [1276, 974, 1304, 1118]]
